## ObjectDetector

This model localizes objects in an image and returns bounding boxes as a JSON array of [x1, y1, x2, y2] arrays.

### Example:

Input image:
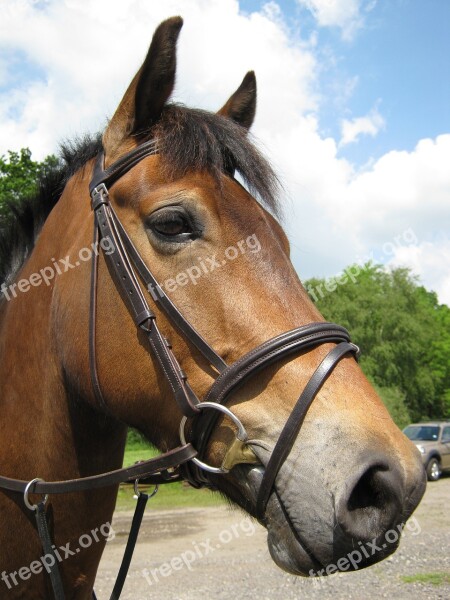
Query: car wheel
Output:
[[426, 458, 442, 481]]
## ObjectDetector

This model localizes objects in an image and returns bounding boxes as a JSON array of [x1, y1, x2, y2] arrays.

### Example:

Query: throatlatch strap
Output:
[[35, 502, 65, 599]]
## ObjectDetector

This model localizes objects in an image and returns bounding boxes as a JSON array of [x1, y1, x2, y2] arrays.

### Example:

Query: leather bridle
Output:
[[88, 139, 360, 519], [0, 138, 359, 599]]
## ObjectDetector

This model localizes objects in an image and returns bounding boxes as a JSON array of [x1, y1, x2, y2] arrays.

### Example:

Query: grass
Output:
[[401, 573, 450, 586], [123, 440, 158, 466], [115, 435, 225, 511]]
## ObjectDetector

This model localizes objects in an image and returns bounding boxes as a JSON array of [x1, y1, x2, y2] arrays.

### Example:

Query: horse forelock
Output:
[[152, 104, 281, 216]]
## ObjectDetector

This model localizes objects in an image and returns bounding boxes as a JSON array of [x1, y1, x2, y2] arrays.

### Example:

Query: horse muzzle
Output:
[[229, 438, 426, 577]]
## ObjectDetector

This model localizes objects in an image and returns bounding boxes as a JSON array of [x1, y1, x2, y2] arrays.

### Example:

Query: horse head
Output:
[[0, 16, 425, 594]]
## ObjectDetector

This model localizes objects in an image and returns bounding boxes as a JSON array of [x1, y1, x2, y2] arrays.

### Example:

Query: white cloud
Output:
[[339, 106, 385, 147], [269, 121, 449, 304], [296, 0, 369, 40], [341, 135, 450, 246], [388, 239, 450, 306], [0, 0, 448, 305]]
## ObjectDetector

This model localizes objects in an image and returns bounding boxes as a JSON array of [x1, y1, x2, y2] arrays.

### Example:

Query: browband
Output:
[[89, 139, 159, 194]]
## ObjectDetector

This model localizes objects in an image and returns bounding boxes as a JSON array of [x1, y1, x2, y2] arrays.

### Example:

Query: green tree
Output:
[[0, 148, 58, 221], [306, 263, 449, 422], [428, 296, 450, 416]]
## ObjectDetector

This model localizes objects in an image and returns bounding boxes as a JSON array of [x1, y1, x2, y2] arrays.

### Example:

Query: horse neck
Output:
[[0, 180, 127, 596], [0, 179, 127, 483]]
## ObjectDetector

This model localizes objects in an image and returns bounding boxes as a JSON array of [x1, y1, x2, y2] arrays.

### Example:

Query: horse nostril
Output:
[[348, 465, 391, 512], [337, 463, 404, 541]]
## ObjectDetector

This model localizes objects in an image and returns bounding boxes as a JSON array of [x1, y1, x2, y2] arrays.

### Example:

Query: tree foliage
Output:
[[306, 264, 450, 423], [0, 148, 58, 221]]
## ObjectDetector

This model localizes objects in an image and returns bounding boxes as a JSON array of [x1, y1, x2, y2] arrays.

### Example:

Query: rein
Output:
[[0, 139, 359, 598]]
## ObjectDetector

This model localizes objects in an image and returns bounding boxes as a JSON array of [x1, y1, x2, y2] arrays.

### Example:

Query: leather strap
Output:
[[109, 492, 148, 600], [187, 324, 354, 484], [95, 197, 155, 326], [35, 488, 151, 600], [206, 324, 351, 404], [255, 342, 357, 520], [35, 502, 65, 599], [91, 147, 227, 374], [91, 187, 201, 417], [143, 318, 201, 417], [89, 141, 158, 194], [0, 445, 196, 495], [89, 221, 109, 412], [111, 206, 227, 374]]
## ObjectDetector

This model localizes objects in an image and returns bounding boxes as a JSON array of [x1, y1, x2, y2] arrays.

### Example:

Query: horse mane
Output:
[[0, 134, 103, 289], [0, 104, 279, 290]]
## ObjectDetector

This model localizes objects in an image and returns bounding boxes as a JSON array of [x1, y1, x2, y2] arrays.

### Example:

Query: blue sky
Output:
[[0, 0, 449, 304], [240, 0, 450, 167]]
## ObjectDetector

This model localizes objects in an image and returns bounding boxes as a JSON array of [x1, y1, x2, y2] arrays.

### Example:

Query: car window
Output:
[[403, 425, 440, 441], [442, 426, 450, 443]]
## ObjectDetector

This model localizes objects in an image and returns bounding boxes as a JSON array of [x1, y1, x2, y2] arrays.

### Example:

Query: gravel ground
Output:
[[95, 476, 450, 600]]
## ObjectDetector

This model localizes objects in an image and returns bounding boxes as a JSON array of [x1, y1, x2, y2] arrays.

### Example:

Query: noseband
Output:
[[89, 139, 360, 520]]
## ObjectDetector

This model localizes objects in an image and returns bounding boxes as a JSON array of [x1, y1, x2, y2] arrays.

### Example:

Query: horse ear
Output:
[[218, 71, 257, 130], [103, 16, 183, 157]]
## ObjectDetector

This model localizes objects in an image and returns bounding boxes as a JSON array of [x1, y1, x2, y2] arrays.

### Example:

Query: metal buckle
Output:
[[24, 478, 49, 512], [179, 402, 249, 474], [133, 478, 159, 500], [91, 183, 109, 210]]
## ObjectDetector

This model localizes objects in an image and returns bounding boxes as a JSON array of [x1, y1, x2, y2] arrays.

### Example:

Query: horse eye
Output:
[[147, 208, 197, 242], [153, 214, 189, 236]]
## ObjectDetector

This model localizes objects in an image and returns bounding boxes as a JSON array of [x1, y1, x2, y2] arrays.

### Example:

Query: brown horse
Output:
[[0, 16, 425, 599]]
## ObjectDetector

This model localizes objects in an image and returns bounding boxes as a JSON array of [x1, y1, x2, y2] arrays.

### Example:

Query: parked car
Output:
[[403, 422, 450, 481]]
